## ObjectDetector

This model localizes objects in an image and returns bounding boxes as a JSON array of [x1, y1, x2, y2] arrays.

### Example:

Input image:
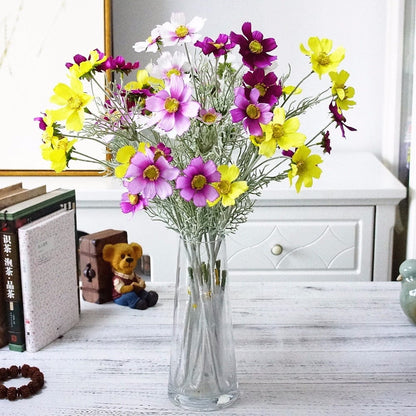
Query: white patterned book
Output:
[[18, 209, 79, 352]]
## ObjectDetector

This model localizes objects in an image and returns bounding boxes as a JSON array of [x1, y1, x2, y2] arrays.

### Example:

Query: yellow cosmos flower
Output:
[[68, 50, 107, 79], [260, 107, 306, 157], [282, 85, 302, 95], [124, 69, 164, 92], [114, 143, 148, 178], [329, 70, 356, 111], [41, 136, 77, 173], [288, 145, 323, 193], [300, 37, 345, 78], [49, 77, 93, 131], [208, 165, 248, 207]]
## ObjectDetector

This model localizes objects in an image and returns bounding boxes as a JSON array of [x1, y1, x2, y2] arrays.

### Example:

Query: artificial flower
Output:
[[243, 68, 282, 106], [49, 77, 93, 131], [329, 101, 357, 138], [159, 12, 205, 46], [124, 69, 163, 95], [41, 136, 77, 173], [176, 157, 220, 207], [208, 165, 248, 207], [329, 70, 356, 111], [300, 37, 345, 78], [115, 145, 137, 178], [230, 22, 277, 70], [125, 147, 180, 200], [288, 145, 323, 193], [198, 108, 222, 125], [120, 192, 148, 213], [194, 34, 235, 57], [231, 87, 272, 136], [133, 27, 162, 53], [260, 107, 306, 156], [151, 142, 173, 162], [150, 51, 190, 80], [66, 49, 107, 79], [145, 75, 200, 135], [321, 131, 332, 154]]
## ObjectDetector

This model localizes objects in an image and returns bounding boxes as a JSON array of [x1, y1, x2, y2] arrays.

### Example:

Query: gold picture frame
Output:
[[0, 0, 112, 177]]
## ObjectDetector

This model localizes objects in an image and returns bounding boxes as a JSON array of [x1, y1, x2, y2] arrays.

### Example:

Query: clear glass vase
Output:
[[168, 235, 239, 411]]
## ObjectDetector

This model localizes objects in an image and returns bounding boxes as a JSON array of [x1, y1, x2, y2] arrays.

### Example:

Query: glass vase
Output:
[[168, 235, 239, 411]]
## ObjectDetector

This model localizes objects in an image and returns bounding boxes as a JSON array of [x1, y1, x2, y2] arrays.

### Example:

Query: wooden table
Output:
[[0, 282, 415, 415]]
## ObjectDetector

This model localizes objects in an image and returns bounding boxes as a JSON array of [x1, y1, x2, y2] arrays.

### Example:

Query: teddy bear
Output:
[[102, 242, 158, 310]]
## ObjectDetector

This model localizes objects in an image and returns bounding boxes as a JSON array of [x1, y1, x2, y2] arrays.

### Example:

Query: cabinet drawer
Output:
[[226, 206, 374, 281]]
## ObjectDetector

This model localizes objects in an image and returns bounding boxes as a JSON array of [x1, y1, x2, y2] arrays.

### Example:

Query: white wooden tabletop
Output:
[[0, 282, 415, 415]]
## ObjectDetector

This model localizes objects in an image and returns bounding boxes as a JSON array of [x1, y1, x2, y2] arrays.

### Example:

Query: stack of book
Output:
[[0, 184, 80, 352]]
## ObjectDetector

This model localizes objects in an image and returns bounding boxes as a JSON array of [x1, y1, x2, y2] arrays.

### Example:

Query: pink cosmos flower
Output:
[[150, 142, 173, 163], [243, 68, 282, 106], [159, 12, 205, 46], [197, 108, 222, 125], [125, 148, 180, 200], [194, 34, 235, 57], [133, 27, 162, 53], [145, 75, 200, 136], [176, 156, 220, 207], [230, 22, 277, 70], [120, 192, 148, 214], [230, 87, 272, 136], [151, 51, 190, 81]]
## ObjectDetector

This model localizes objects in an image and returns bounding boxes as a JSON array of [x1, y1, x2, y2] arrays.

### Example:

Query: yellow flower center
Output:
[[68, 96, 82, 110], [217, 180, 231, 195], [166, 68, 181, 78], [128, 194, 139, 205], [202, 113, 217, 124], [211, 42, 224, 49], [317, 52, 330, 66], [255, 83, 267, 97], [164, 97, 180, 113], [143, 165, 160, 181], [296, 160, 305, 172], [272, 124, 284, 138], [249, 40, 263, 54], [246, 104, 261, 120], [191, 174, 207, 190], [175, 25, 189, 38], [153, 149, 164, 161], [251, 135, 265, 145]]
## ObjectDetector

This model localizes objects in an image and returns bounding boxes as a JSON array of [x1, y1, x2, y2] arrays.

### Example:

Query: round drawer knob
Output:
[[271, 244, 283, 256]]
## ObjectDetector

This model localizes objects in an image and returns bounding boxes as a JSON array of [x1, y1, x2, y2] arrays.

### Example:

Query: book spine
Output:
[[0, 196, 76, 352]]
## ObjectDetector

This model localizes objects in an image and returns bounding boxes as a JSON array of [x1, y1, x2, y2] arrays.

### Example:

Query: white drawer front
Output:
[[226, 206, 374, 281]]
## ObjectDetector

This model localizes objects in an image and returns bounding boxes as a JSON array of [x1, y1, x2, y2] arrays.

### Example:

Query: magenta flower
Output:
[[145, 75, 200, 135], [34, 114, 47, 131], [329, 101, 357, 138], [321, 131, 332, 154], [195, 34, 235, 57], [243, 68, 282, 106], [176, 157, 220, 207], [150, 142, 173, 163], [230, 22, 277, 70], [100, 56, 139, 75], [230, 87, 272, 136], [120, 192, 148, 214], [125, 148, 180, 200]]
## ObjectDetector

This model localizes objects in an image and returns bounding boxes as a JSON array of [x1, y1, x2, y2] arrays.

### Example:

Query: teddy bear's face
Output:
[[102, 242, 143, 275]]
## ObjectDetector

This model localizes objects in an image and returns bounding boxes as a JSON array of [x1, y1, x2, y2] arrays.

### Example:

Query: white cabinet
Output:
[[75, 152, 406, 282]]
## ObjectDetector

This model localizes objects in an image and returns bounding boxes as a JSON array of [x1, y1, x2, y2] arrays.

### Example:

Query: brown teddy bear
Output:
[[102, 242, 158, 310]]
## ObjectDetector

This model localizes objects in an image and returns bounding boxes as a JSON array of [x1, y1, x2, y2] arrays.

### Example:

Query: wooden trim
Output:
[[0, 0, 112, 177]]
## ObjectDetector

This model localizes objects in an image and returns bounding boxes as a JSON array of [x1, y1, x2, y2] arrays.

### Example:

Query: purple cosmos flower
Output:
[[120, 192, 148, 214], [194, 34, 235, 57], [329, 101, 357, 138], [145, 75, 200, 136], [125, 148, 180, 200], [34, 114, 47, 131], [243, 68, 282, 106], [282, 149, 295, 158], [65, 49, 108, 72], [101, 56, 140, 75], [321, 131, 332, 154], [150, 143, 173, 163], [230, 22, 277, 70], [176, 156, 220, 207], [230, 87, 272, 136]]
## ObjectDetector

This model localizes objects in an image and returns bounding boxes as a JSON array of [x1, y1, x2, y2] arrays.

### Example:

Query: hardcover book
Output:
[[0, 188, 76, 351], [18, 209, 79, 352], [0, 183, 47, 349]]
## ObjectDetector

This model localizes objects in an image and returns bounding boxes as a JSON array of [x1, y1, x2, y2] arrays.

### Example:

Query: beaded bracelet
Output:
[[0, 364, 44, 401]]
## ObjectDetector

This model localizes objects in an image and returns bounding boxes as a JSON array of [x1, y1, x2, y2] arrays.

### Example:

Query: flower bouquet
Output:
[[36, 12, 355, 411]]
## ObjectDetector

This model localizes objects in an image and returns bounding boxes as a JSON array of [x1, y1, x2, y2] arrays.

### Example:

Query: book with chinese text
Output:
[[0, 188, 76, 351], [19, 209, 79, 352]]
